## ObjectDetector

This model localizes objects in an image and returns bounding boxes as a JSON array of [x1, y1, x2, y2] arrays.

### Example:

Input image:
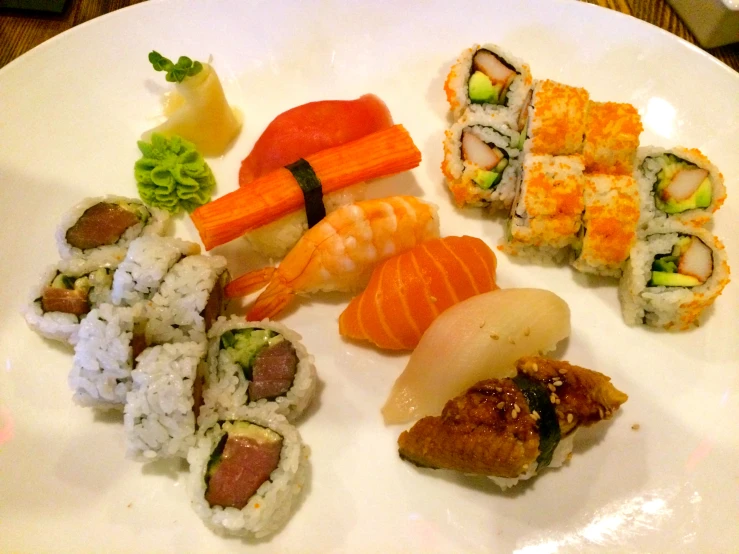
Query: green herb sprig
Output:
[[148, 51, 203, 83]]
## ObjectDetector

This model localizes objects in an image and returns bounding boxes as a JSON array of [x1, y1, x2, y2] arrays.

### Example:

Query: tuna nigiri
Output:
[[382, 288, 571, 425], [225, 196, 440, 321], [239, 94, 394, 186], [339, 236, 498, 350]]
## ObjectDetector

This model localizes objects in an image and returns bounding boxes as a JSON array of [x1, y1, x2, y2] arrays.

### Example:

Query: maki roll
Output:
[[571, 174, 640, 277], [397, 357, 628, 489], [618, 222, 730, 330], [522, 79, 590, 156], [188, 408, 309, 537], [444, 44, 533, 126], [636, 147, 726, 230], [582, 101, 643, 175], [200, 316, 317, 425], [56, 196, 168, 273], [23, 264, 114, 345], [124, 341, 207, 461], [441, 111, 521, 210], [503, 155, 585, 262], [145, 255, 229, 345], [111, 236, 201, 306], [68, 303, 148, 410]]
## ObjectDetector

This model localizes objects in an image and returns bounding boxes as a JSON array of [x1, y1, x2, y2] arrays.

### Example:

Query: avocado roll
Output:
[[111, 236, 201, 306], [444, 44, 533, 127], [502, 154, 585, 262], [441, 111, 522, 211], [124, 341, 207, 461], [145, 255, 229, 345], [582, 101, 643, 175], [636, 147, 726, 230], [521, 80, 590, 156], [200, 316, 317, 426], [188, 409, 309, 538], [68, 303, 148, 410], [618, 222, 730, 330], [23, 264, 114, 345], [56, 196, 169, 274], [571, 174, 640, 277]]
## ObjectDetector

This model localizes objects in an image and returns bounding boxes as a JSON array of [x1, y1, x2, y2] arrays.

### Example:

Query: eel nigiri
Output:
[[239, 94, 394, 186], [225, 196, 440, 321], [382, 288, 571, 425], [339, 236, 498, 350], [398, 356, 628, 489]]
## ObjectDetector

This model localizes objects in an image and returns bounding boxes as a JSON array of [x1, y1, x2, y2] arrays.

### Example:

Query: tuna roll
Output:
[[23, 264, 113, 345], [502, 154, 585, 262], [636, 147, 726, 230], [145, 255, 229, 345], [571, 174, 640, 277], [124, 341, 207, 461], [56, 196, 169, 274], [188, 409, 309, 537], [441, 111, 522, 211], [445, 44, 533, 127], [200, 316, 316, 425], [618, 222, 730, 330]]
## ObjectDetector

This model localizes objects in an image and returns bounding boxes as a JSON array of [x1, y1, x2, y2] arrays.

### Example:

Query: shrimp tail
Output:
[[225, 267, 276, 298], [246, 279, 296, 321]]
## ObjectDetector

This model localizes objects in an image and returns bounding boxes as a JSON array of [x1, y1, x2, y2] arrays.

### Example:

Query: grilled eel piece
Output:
[[397, 356, 628, 480]]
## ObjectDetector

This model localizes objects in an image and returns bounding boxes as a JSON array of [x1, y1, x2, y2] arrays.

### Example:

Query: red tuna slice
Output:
[[249, 340, 298, 401], [238, 94, 394, 186], [65, 202, 140, 250], [205, 430, 283, 509]]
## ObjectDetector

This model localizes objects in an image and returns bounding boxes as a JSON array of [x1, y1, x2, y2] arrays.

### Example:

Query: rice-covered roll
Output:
[[188, 408, 310, 538], [571, 174, 640, 277], [243, 185, 366, 259], [502, 155, 585, 262], [56, 196, 169, 273], [582, 101, 642, 175], [441, 111, 521, 210], [124, 341, 207, 461], [68, 303, 148, 410], [522, 80, 589, 156], [22, 264, 114, 345], [618, 222, 730, 330], [111, 236, 201, 306], [444, 44, 533, 127], [200, 316, 317, 425], [145, 255, 229, 345], [636, 147, 726, 230]]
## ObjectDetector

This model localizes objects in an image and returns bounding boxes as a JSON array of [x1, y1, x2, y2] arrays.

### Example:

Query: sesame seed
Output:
[[531, 363, 538, 372], [558, 368, 567, 374], [490, 333, 499, 340], [553, 380, 563, 387], [514, 404, 520, 412], [430, 296, 437, 303], [495, 387, 502, 393], [548, 384, 556, 392], [522, 464, 529, 471], [496, 402, 505, 409], [524, 327, 530, 337], [555, 398, 560, 405], [631, 423, 640, 431], [479, 321, 486, 328], [550, 394, 557, 404], [598, 407, 604, 419], [512, 411, 518, 419], [567, 413, 573, 423], [508, 337, 516, 345]]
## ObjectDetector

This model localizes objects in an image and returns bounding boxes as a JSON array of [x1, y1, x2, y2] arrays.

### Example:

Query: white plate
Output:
[[1, 1, 737, 552]]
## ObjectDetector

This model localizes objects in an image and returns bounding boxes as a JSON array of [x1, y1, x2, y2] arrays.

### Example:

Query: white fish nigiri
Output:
[[382, 288, 570, 424]]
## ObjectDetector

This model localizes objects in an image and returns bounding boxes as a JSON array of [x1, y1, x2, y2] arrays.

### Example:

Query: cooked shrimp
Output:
[[225, 196, 440, 321]]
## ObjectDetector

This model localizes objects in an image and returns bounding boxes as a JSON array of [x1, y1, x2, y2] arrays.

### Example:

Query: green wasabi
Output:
[[134, 133, 216, 214]]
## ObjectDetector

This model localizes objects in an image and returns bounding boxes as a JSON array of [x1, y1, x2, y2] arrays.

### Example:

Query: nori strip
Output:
[[512, 374, 561, 469], [286, 158, 326, 228]]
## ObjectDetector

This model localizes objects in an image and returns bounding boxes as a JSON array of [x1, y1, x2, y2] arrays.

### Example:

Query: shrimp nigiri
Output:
[[225, 196, 440, 321], [339, 236, 498, 350]]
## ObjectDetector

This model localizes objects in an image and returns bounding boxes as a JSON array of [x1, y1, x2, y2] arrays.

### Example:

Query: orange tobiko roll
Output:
[[339, 236, 498, 351]]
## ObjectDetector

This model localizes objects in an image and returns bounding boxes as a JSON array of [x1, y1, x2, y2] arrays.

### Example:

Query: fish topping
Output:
[[65, 202, 142, 250], [249, 340, 298, 401]]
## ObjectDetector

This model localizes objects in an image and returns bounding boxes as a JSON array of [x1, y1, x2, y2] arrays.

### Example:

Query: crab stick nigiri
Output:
[[239, 94, 394, 186], [225, 196, 440, 321], [339, 236, 498, 351]]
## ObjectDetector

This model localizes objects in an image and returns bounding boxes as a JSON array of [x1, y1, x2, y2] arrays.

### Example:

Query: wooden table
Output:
[[1, 0, 738, 71]]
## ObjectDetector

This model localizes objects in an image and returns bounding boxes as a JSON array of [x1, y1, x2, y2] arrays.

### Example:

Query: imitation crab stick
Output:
[[190, 124, 422, 250]]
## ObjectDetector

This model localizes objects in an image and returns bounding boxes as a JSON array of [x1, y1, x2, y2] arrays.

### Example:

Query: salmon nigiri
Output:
[[239, 94, 394, 186], [225, 196, 440, 321], [339, 236, 498, 350]]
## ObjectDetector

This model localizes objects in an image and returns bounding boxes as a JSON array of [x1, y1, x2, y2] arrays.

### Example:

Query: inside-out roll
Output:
[[636, 146, 726, 230], [442, 111, 522, 210], [618, 222, 730, 330]]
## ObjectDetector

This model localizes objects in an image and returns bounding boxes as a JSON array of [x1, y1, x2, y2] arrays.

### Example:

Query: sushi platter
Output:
[[0, 0, 737, 552]]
